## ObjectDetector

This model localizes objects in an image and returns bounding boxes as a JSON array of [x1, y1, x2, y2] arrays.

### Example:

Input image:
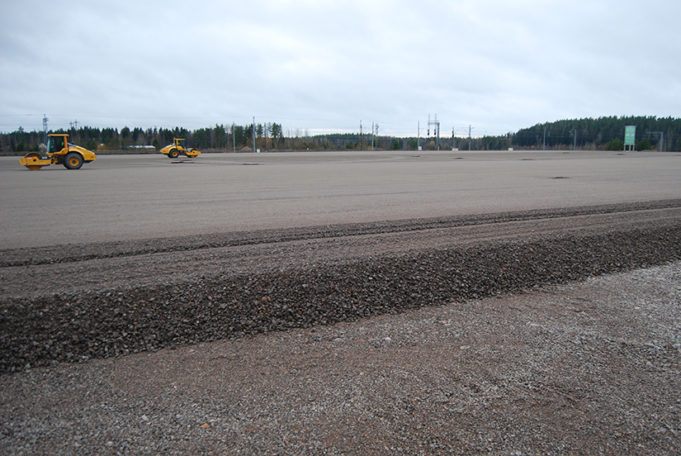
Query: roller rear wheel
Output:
[[64, 153, 83, 170]]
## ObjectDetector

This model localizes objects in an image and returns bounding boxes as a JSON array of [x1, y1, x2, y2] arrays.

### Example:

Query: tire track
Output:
[[2, 199, 680, 268]]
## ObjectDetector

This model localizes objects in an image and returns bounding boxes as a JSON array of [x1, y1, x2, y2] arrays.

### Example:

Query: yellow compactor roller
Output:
[[159, 138, 201, 159], [19, 133, 96, 170]]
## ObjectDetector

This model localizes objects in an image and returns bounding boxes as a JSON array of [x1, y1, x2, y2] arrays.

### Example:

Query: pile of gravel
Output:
[[2, 224, 680, 373]]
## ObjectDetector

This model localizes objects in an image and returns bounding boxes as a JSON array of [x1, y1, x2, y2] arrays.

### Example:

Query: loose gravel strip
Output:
[[4, 205, 679, 300], [2, 223, 680, 373]]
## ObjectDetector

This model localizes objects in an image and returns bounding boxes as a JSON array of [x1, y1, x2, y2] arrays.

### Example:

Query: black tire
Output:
[[64, 152, 83, 170], [168, 149, 179, 159]]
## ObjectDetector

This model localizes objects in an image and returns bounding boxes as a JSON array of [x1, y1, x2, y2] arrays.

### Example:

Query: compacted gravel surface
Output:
[[1, 199, 681, 454]]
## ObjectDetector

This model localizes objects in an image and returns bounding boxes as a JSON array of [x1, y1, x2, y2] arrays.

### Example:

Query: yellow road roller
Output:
[[159, 138, 201, 159], [19, 133, 96, 170]]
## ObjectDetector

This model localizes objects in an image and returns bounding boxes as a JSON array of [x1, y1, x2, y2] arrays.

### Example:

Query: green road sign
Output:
[[624, 125, 636, 146]]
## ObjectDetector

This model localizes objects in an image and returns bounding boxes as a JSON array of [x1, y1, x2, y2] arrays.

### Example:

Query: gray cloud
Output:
[[1, 0, 680, 136]]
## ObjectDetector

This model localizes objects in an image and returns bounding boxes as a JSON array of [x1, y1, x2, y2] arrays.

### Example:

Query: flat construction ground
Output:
[[1, 150, 681, 454], [2, 149, 680, 249]]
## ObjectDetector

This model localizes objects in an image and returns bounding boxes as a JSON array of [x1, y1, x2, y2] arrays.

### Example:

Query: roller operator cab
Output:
[[19, 133, 96, 170], [160, 138, 201, 159]]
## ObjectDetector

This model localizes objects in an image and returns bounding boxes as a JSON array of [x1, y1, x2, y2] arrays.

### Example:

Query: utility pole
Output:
[[375, 123, 379, 150], [570, 128, 577, 150], [427, 113, 440, 149], [647, 131, 664, 152], [359, 120, 363, 150], [232, 123, 236, 153], [371, 122, 375, 151], [417, 121, 420, 150], [468, 125, 472, 151], [542, 126, 548, 150], [252, 116, 256, 153], [42, 114, 48, 145]]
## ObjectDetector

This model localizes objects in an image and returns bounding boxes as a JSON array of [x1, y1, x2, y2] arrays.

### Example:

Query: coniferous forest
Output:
[[1, 116, 679, 154]]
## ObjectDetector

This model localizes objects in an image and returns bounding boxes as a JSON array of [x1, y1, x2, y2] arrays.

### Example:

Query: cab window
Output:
[[48, 136, 65, 153]]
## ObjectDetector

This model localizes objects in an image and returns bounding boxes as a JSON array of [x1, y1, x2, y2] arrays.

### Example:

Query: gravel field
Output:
[[1, 151, 680, 454]]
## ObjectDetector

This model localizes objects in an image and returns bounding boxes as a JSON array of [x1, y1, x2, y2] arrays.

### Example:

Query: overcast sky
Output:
[[1, 0, 680, 136]]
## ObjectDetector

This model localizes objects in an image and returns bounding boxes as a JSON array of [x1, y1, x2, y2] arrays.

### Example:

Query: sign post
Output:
[[624, 125, 636, 151]]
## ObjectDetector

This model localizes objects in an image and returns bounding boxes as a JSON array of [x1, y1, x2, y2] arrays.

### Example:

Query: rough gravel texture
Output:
[[1, 262, 680, 454], [1, 200, 681, 454], [2, 201, 681, 374]]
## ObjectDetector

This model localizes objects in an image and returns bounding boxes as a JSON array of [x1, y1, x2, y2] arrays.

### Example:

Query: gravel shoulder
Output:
[[1, 262, 679, 455]]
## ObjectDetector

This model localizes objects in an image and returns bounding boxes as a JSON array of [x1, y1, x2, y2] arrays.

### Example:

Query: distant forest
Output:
[[1, 116, 679, 153], [513, 116, 679, 151]]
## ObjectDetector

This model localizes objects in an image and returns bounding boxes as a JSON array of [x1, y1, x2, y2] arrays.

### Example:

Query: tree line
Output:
[[513, 116, 681, 151], [2, 116, 679, 153], [0, 123, 285, 153]]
